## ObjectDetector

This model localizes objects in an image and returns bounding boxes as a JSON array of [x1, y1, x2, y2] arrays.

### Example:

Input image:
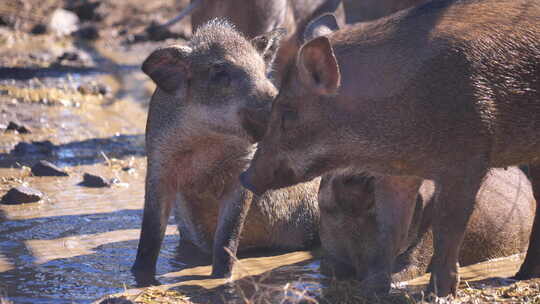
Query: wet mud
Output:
[[1, 1, 539, 303]]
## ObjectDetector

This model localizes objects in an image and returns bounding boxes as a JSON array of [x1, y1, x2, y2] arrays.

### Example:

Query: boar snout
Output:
[[240, 170, 262, 195], [241, 156, 297, 195]]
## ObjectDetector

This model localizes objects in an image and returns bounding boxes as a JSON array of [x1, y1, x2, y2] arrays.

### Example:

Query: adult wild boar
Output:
[[241, 0, 540, 297], [318, 167, 535, 282], [132, 20, 320, 284]]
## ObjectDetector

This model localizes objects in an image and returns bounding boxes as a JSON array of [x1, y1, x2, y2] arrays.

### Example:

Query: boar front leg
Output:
[[515, 164, 540, 279], [428, 165, 488, 297], [362, 176, 422, 294], [132, 163, 175, 286], [211, 186, 252, 278]]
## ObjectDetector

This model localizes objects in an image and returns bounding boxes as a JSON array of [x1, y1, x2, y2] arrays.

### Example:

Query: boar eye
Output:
[[210, 67, 231, 86], [281, 109, 298, 130], [319, 203, 337, 215]]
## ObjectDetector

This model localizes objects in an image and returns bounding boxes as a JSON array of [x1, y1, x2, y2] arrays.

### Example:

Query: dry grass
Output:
[[131, 288, 192, 304], [100, 276, 540, 304], [98, 289, 192, 304]]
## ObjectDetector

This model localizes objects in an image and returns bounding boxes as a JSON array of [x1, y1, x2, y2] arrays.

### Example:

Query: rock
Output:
[[79, 173, 111, 187], [74, 25, 99, 40], [65, 0, 103, 21], [49, 9, 79, 36], [58, 51, 79, 62], [78, 82, 110, 95], [1, 186, 43, 204], [12, 140, 55, 155], [122, 167, 135, 174], [5, 121, 31, 134], [0, 15, 15, 28], [31, 161, 69, 177], [30, 24, 47, 35]]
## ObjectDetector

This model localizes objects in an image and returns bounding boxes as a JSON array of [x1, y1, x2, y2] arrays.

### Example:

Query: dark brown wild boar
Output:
[[241, 0, 540, 297], [132, 20, 320, 284], [318, 167, 535, 282]]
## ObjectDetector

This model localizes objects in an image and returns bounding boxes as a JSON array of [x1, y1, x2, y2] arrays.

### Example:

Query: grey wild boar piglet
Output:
[[241, 0, 540, 297], [132, 20, 320, 284], [319, 167, 535, 282]]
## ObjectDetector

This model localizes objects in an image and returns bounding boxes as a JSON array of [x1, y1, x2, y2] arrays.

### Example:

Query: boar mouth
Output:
[[240, 170, 265, 195], [241, 157, 301, 195]]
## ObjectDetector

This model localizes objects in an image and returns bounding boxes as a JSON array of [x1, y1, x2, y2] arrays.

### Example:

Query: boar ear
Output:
[[297, 36, 340, 95], [142, 45, 192, 96], [251, 28, 287, 68], [303, 13, 339, 42]]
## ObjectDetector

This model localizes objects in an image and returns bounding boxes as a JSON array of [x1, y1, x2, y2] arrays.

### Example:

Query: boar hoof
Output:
[[514, 265, 540, 280], [358, 273, 391, 295], [320, 257, 355, 279], [131, 263, 160, 287], [427, 274, 458, 297]]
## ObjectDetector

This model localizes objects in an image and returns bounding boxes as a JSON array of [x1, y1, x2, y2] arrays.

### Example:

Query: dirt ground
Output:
[[1, 0, 539, 303]]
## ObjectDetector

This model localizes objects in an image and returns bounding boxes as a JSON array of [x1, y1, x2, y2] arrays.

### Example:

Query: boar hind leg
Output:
[[428, 166, 488, 297], [515, 164, 540, 279], [211, 187, 252, 278], [132, 172, 175, 286]]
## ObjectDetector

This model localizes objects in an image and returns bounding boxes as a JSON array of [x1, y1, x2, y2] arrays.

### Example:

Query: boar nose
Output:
[[258, 80, 278, 101], [240, 155, 284, 195]]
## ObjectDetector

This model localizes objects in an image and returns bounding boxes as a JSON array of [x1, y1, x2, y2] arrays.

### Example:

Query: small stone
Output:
[[58, 99, 74, 107], [65, 0, 103, 21], [0, 15, 15, 28], [79, 173, 111, 187], [74, 25, 99, 40], [78, 82, 110, 95], [30, 24, 47, 35], [1, 186, 43, 204], [12, 140, 55, 155], [31, 160, 69, 177], [58, 51, 79, 61], [49, 9, 80, 36], [5, 121, 31, 134], [122, 167, 135, 174]]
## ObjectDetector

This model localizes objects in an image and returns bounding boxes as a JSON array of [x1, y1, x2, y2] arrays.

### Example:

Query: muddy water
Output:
[[0, 40, 529, 304]]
